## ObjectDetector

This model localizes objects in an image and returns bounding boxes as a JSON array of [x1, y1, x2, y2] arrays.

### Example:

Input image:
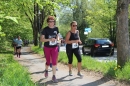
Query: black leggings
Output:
[[66, 46, 82, 64]]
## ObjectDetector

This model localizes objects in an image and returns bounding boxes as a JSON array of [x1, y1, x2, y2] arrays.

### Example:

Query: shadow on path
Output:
[[82, 77, 113, 86], [21, 52, 32, 55], [36, 75, 83, 86]]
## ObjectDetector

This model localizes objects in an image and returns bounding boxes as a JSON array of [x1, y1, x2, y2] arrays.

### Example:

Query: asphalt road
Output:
[[60, 45, 117, 62]]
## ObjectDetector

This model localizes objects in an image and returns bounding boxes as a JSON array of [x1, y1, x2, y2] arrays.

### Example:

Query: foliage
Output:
[[0, 50, 36, 86], [31, 45, 44, 55], [71, 0, 89, 43], [56, 7, 73, 37], [0, 0, 33, 49], [85, 0, 117, 40], [115, 62, 130, 80]]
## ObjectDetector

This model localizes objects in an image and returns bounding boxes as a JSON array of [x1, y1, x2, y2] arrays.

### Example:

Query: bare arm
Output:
[[40, 35, 50, 42], [77, 30, 82, 44], [57, 33, 60, 41]]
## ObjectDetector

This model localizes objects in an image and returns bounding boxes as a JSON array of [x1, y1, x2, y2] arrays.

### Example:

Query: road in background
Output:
[[60, 45, 117, 62]]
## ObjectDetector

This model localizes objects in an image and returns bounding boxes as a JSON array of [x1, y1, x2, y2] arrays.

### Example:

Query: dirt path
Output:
[[14, 47, 129, 86]]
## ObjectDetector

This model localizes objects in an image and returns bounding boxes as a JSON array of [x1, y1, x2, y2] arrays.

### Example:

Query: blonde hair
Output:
[[70, 21, 77, 26], [47, 16, 56, 22]]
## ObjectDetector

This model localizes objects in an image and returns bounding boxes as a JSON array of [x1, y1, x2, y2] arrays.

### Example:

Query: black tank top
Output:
[[66, 31, 79, 47]]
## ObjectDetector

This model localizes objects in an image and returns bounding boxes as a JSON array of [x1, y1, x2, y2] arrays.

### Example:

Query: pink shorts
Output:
[[44, 46, 58, 66]]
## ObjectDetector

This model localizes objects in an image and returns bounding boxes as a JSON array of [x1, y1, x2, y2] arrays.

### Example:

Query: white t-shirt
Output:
[[16, 39, 23, 47]]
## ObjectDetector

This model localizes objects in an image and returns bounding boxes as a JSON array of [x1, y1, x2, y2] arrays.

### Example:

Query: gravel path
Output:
[[14, 47, 129, 86]]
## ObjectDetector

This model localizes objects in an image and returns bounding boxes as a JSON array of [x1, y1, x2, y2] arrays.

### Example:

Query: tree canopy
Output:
[[0, 0, 130, 67]]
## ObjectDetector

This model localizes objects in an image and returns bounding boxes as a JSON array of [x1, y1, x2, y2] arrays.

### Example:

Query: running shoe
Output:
[[69, 71, 73, 76], [44, 70, 48, 78], [52, 75, 58, 83], [77, 72, 83, 77]]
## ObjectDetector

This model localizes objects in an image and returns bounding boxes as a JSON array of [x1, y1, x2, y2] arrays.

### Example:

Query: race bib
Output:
[[72, 43, 78, 49], [49, 40, 57, 45]]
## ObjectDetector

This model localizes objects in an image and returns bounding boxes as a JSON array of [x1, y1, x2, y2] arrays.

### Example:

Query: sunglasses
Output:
[[48, 21, 55, 23], [72, 25, 77, 27]]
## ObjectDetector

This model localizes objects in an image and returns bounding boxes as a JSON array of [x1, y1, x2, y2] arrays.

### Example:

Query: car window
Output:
[[96, 39, 111, 44]]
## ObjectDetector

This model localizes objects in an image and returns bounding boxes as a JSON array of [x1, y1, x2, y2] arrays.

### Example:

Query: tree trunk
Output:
[[33, 2, 38, 46], [38, 6, 46, 48], [25, 1, 55, 46], [116, 0, 130, 67]]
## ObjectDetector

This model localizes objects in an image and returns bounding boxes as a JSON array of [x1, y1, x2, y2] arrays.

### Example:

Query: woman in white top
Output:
[[15, 36, 23, 58]]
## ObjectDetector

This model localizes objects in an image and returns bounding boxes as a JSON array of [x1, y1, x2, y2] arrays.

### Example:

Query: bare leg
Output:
[[56, 56, 58, 70], [17, 49, 20, 58], [77, 62, 83, 76], [19, 48, 21, 58], [45, 63, 49, 70], [44, 63, 49, 77], [77, 62, 81, 72], [52, 65, 56, 75], [68, 64, 73, 76], [68, 64, 72, 71]]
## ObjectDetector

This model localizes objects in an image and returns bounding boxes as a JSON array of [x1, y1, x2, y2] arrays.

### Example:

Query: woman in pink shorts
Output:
[[40, 16, 59, 83]]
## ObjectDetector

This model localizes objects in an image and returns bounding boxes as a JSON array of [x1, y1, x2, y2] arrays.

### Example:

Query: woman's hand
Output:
[[73, 40, 82, 44], [50, 38, 56, 42], [78, 40, 82, 44]]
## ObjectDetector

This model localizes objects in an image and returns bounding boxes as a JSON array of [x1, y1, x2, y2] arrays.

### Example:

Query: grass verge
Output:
[[31, 46, 130, 82], [0, 49, 36, 86]]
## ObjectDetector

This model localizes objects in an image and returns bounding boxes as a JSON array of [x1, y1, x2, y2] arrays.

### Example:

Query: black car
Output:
[[82, 38, 114, 56]]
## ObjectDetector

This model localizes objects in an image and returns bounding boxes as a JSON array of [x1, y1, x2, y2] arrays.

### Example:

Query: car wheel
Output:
[[82, 47, 86, 55]]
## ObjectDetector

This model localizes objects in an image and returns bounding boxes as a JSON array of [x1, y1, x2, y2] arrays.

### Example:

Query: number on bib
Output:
[[72, 43, 78, 49], [49, 40, 57, 45]]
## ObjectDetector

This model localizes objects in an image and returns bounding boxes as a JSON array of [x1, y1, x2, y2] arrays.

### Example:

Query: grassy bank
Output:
[[0, 50, 36, 86], [31, 46, 130, 82]]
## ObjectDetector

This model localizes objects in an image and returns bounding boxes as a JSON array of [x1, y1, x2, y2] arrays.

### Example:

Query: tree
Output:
[[0, 0, 71, 47], [116, 0, 130, 67], [0, 1, 30, 49], [72, 0, 89, 43], [18, 0, 70, 46], [85, 0, 117, 41]]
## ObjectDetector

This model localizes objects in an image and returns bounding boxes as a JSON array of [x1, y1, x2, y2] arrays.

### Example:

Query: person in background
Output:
[[65, 21, 83, 77], [12, 36, 17, 55], [15, 36, 23, 58], [40, 16, 59, 83], [50, 33, 62, 71]]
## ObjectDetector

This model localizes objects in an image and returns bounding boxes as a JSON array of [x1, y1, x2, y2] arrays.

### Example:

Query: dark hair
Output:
[[70, 21, 77, 26], [47, 16, 56, 22]]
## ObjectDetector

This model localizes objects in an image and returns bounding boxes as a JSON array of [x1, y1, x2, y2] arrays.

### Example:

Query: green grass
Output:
[[31, 46, 130, 82], [115, 62, 130, 80], [0, 50, 36, 86], [31, 46, 44, 55], [59, 52, 116, 76]]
